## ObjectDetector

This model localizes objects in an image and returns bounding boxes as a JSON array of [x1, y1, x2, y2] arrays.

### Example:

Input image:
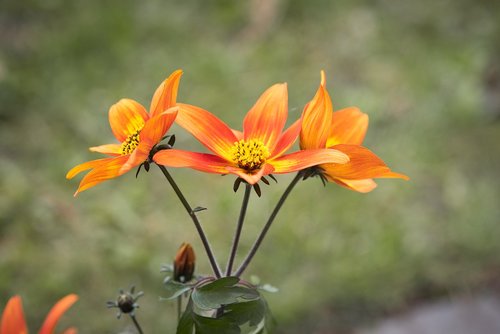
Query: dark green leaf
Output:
[[192, 277, 260, 310], [176, 299, 195, 334], [194, 314, 240, 334], [224, 299, 266, 327], [263, 298, 276, 334]]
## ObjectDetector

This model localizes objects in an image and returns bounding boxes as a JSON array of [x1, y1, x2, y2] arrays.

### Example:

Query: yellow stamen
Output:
[[120, 129, 141, 155], [230, 139, 270, 171]]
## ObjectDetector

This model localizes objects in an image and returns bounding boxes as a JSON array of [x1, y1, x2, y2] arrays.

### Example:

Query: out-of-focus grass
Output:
[[1, 0, 500, 332]]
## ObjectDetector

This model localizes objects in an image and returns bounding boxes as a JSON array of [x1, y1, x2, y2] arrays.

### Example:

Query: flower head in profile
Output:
[[173, 242, 196, 283], [154, 83, 349, 185], [66, 70, 183, 196], [0, 294, 78, 334], [300, 71, 409, 192]]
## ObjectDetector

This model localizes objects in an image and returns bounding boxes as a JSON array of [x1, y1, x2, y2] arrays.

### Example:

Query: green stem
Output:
[[130, 314, 144, 334], [156, 164, 222, 278], [235, 172, 303, 277], [225, 183, 252, 276]]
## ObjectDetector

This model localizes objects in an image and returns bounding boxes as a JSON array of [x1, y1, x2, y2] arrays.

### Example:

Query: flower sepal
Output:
[[136, 134, 177, 178], [232, 174, 278, 197], [301, 166, 329, 186]]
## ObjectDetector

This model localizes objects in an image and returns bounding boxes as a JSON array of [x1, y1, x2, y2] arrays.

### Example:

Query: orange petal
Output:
[[271, 118, 301, 158], [271, 148, 349, 174], [66, 158, 113, 179], [141, 108, 178, 146], [154, 149, 230, 174], [300, 71, 333, 150], [1, 296, 27, 334], [149, 69, 183, 118], [89, 144, 122, 156], [326, 107, 368, 147], [243, 83, 288, 151], [176, 103, 237, 160], [331, 178, 378, 193], [109, 99, 149, 142], [226, 164, 274, 185], [61, 328, 78, 334], [119, 108, 178, 175], [39, 294, 78, 334], [322, 144, 410, 180], [231, 129, 244, 141], [118, 142, 150, 176], [73, 156, 129, 196]]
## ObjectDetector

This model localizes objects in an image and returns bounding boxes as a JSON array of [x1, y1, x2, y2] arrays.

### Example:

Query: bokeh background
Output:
[[1, 0, 500, 333]]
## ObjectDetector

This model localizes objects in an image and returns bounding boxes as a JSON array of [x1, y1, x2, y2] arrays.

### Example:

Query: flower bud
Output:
[[117, 293, 135, 314], [107, 286, 143, 318], [174, 242, 195, 283]]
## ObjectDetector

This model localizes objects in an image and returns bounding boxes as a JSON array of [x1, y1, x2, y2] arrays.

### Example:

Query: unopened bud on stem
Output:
[[174, 242, 196, 283]]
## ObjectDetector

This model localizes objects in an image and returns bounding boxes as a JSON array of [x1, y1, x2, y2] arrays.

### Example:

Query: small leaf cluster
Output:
[[162, 272, 275, 334]]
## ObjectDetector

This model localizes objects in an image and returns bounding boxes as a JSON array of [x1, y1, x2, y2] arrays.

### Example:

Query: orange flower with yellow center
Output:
[[300, 71, 409, 192], [153, 83, 350, 184], [0, 294, 78, 334], [66, 70, 183, 196]]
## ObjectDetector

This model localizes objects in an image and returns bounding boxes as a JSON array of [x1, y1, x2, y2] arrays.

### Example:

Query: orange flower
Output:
[[0, 294, 78, 334], [154, 83, 349, 184], [66, 70, 183, 196], [300, 71, 409, 193]]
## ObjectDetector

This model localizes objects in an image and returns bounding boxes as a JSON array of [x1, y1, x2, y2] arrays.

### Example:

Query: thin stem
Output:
[[156, 164, 222, 278], [130, 314, 144, 334], [225, 183, 252, 276], [235, 172, 303, 277]]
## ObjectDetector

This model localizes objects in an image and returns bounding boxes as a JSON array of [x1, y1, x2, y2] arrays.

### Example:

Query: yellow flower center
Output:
[[230, 139, 270, 171], [120, 129, 141, 155]]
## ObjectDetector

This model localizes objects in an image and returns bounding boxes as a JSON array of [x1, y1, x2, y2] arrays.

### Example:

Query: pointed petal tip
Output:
[[149, 69, 184, 117], [39, 294, 79, 334], [1, 295, 28, 334], [320, 70, 326, 86], [393, 172, 410, 181]]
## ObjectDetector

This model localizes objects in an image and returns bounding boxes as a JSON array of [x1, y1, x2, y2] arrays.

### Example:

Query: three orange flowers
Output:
[[67, 69, 407, 194]]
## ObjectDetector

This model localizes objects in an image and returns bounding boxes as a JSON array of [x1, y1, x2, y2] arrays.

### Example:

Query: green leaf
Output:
[[192, 277, 260, 310], [176, 299, 194, 334], [224, 299, 266, 328], [180, 290, 274, 334], [162, 277, 192, 300], [263, 298, 276, 333], [193, 314, 240, 334]]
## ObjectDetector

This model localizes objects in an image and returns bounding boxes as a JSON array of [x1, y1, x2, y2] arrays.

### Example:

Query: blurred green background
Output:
[[1, 0, 500, 332]]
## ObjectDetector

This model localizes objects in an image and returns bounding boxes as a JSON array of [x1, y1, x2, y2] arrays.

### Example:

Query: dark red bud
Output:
[[174, 242, 195, 283]]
